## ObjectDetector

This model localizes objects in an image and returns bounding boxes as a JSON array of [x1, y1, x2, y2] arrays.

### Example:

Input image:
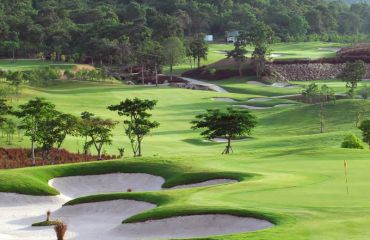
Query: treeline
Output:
[[1, 0, 370, 62]]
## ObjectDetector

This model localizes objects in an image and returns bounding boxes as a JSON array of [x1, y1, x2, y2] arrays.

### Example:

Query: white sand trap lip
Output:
[[248, 98, 272, 102], [171, 179, 237, 189], [212, 97, 237, 102], [112, 214, 273, 240], [233, 105, 271, 110], [49, 173, 165, 198], [52, 200, 156, 240], [233, 104, 295, 110]]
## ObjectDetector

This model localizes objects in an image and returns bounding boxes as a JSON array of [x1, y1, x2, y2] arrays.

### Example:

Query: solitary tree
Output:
[[191, 108, 257, 154], [79, 113, 116, 160], [108, 98, 159, 157], [339, 60, 367, 98], [162, 37, 185, 81], [227, 31, 248, 77], [359, 119, 370, 149], [13, 98, 56, 166]]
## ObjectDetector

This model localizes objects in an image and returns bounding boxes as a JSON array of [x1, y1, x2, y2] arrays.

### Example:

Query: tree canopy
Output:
[[191, 108, 257, 154], [1, 0, 369, 61]]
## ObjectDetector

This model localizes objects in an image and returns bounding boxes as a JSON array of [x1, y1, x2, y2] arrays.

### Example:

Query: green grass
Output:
[[32, 220, 60, 227], [165, 41, 345, 75], [3, 68, 370, 239], [0, 59, 77, 71]]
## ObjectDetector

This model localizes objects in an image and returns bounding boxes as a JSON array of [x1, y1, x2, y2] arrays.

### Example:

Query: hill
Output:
[[0, 0, 369, 63]]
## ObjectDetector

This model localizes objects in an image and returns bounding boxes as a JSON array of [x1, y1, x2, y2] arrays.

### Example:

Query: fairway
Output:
[[1, 73, 370, 239]]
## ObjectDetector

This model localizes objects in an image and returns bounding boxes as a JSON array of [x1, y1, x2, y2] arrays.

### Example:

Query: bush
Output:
[[341, 134, 364, 149]]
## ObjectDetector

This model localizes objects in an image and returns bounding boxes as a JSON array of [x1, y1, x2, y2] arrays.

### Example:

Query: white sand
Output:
[[233, 105, 271, 110], [49, 173, 165, 198], [0, 173, 273, 240], [113, 214, 273, 240], [233, 104, 294, 110]]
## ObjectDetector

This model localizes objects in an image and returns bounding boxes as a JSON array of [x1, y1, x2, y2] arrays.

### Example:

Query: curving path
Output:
[[182, 77, 229, 93], [0, 173, 272, 240]]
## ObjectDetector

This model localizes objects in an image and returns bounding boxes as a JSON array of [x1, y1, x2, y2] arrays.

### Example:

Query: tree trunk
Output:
[[320, 103, 324, 133], [137, 139, 142, 157], [31, 138, 35, 166], [170, 65, 173, 82], [238, 62, 242, 77], [141, 66, 145, 85], [97, 148, 102, 160], [155, 66, 158, 87], [197, 57, 201, 68], [223, 137, 232, 154]]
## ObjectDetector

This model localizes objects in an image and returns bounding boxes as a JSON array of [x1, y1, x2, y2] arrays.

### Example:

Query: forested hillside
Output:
[[1, 0, 370, 62]]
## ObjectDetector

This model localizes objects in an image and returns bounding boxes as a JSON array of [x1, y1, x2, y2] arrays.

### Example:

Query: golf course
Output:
[[1, 40, 370, 240]]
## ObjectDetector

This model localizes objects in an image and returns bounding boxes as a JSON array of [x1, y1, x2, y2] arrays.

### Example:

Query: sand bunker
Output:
[[247, 81, 298, 88], [113, 214, 273, 240], [233, 104, 294, 110], [0, 173, 273, 240], [50, 173, 165, 198], [247, 98, 272, 102]]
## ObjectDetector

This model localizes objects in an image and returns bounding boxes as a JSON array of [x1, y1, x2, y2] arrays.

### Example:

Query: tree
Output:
[[188, 34, 208, 68], [191, 108, 257, 154], [339, 60, 367, 98], [302, 83, 335, 133], [36, 112, 79, 164], [227, 31, 248, 77], [318, 84, 336, 133], [79, 111, 95, 155], [359, 119, 370, 149], [3, 118, 16, 144], [6, 71, 24, 95], [162, 37, 185, 81], [0, 99, 12, 126], [137, 40, 164, 85], [82, 115, 116, 160], [13, 98, 56, 166], [108, 98, 159, 157], [247, 22, 274, 81]]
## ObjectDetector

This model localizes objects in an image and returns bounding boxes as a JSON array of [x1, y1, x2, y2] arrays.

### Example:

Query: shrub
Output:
[[341, 134, 364, 149]]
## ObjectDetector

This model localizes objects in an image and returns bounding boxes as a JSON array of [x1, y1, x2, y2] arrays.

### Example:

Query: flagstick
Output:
[[344, 160, 349, 195]]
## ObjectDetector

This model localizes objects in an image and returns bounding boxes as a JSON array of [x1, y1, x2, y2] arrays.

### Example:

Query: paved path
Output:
[[182, 77, 229, 93]]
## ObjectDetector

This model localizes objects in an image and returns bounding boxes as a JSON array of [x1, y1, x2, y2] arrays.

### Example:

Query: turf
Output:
[[166, 41, 345, 75], [2, 44, 370, 239], [0, 59, 77, 71]]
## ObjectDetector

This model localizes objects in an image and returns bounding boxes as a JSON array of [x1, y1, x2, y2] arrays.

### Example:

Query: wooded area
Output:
[[1, 0, 370, 63]]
